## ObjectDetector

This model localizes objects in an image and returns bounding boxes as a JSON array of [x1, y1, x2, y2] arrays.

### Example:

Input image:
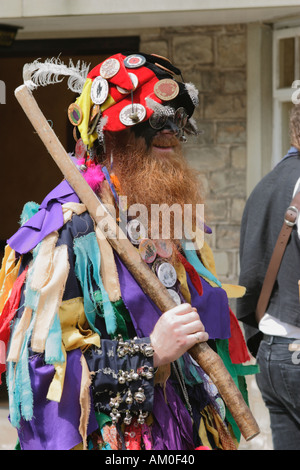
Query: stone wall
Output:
[[140, 24, 247, 285]]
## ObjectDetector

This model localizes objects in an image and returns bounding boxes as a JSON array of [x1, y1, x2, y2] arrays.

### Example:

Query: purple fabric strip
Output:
[[114, 254, 230, 449], [114, 254, 162, 337], [7, 180, 79, 255], [151, 382, 194, 450], [114, 253, 230, 340], [17, 349, 98, 450], [188, 275, 231, 340]]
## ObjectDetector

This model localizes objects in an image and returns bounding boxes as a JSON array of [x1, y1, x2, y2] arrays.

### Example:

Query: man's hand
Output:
[[150, 303, 209, 367]]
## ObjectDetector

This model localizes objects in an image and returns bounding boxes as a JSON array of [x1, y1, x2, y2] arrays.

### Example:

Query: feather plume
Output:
[[184, 82, 199, 107], [23, 57, 90, 94]]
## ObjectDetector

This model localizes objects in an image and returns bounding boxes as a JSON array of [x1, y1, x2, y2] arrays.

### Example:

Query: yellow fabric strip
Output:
[[199, 412, 213, 450], [59, 297, 100, 351], [0, 245, 21, 313], [101, 94, 115, 112], [200, 407, 222, 449], [46, 346, 67, 402], [76, 79, 98, 148], [174, 258, 191, 304], [47, 297, 100, 402]]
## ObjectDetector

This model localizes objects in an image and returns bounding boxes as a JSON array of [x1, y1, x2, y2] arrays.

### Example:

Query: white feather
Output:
[[23, 57, 90, 94], [184, 82, 199, 107]]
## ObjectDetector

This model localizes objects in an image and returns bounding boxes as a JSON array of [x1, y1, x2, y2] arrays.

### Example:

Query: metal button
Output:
[[157, 262, 177, 288]]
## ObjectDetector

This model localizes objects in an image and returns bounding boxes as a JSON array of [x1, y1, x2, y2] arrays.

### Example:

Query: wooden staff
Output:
[[14, 84, 260, 443]]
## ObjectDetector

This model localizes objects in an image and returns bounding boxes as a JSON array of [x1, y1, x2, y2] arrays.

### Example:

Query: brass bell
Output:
[[134, 387, 146, 404], [124, 411, 132, 425]]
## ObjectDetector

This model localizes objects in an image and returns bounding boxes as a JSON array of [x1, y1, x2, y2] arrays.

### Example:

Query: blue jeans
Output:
[[256, 335, 300, 450]]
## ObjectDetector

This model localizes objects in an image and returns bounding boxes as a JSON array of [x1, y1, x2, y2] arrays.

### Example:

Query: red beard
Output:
[[99, 129, 204, 246]]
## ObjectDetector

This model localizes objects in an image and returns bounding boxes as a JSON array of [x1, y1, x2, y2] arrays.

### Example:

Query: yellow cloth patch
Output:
[[0, 245, 21, 313], [75, 78, 116, 148], [174, 258, 191, 303], [76, 78, 95, 148], [59, 297, 100, 351], [47, 297, 100, 403]]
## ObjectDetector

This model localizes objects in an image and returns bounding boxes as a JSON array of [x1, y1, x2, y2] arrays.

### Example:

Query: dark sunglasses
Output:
[[149, 106, 188, 131]]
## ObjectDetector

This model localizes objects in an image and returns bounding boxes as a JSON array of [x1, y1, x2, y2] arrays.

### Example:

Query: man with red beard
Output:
[[0, 53, 253, 451]]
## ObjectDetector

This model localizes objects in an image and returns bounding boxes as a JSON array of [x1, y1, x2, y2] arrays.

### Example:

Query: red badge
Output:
[[154, 79, 179, 101]]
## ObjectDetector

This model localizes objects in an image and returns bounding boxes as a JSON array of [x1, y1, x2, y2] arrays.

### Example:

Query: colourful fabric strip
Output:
[[0, 267, 28, 383], [74, 232, 117, 335]]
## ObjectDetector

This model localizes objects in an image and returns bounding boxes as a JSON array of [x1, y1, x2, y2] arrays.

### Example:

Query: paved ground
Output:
[[0, 403, 18, 450]]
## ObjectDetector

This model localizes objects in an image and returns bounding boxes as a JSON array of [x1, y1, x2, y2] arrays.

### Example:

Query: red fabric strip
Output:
[[0, 266, 28, 383], [228, 308, 250, 364], [177, 252, 203, 296]]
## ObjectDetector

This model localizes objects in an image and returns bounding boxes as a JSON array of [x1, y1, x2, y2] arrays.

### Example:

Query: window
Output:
[[273, 26, 300, 164]]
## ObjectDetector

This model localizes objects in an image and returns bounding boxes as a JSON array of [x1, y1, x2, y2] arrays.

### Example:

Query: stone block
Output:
[[205, 198, 228, 222], [216, 121, 246, 144], [139, 40, 169, 58], [231, 198, 246, 222], [194, 121, 214, 145], [217, 34, 246, 68], [200, 70, 223, 93], [210, 169, 246, 198], [204, 94, 246, 119], [231, 145, 246, 169], [216, 225, 240, 250], [173, 35, 214, 65], [187, 145, 230, 172], [223, 71, 246, 93], [213, 251, 229, 277]]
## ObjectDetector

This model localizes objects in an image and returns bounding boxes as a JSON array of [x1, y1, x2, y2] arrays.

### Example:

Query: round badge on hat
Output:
[[117, 72, 139, 94], [75, 138, 87, 160], [89, 104, 100, 123], [100, 58, 120, 79], [126, 219, 147, 245], [68, 103, 83, 126], [154, 240, 173, 259], [154, 78, 179, 101], [90, 76, 109, 105], [139, 238, 157, 264], [124, 54, 146, 69], [167, 288, 181, 306], [157, 262, 177, 288], [119, 103, 146, 126]]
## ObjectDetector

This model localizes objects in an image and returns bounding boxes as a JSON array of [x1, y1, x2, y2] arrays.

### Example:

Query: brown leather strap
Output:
[[255, 192, 300, 324]]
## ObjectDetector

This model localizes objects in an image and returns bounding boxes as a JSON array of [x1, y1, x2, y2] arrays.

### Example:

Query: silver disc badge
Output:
[[100, 58, 120, 79], [127, 219, 147, 245], [90, 76, 109, 105], [139, 238, 157, 264], [119, 103, 146, 126], [157, 262, 177, 288], [124, 54, 146, 69], [117, 72, 139, 94], [167, 288, 181, 306]]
